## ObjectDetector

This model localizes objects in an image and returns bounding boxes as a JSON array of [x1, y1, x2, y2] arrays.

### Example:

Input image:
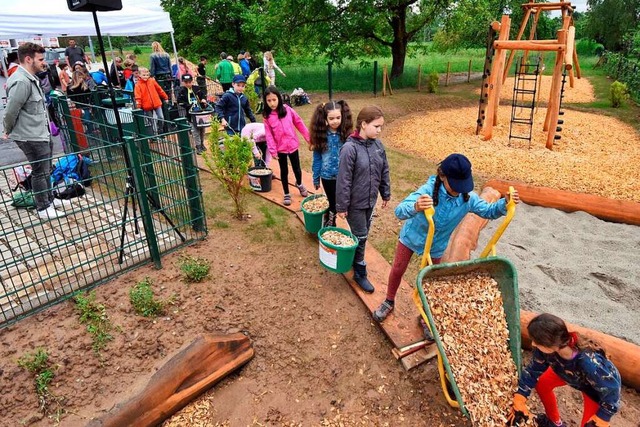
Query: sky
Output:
[[572, 0, 588, 12]]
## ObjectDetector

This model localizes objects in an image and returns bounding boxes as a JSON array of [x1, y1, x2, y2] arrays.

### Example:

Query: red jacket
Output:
[[134, 77, 168, 111]]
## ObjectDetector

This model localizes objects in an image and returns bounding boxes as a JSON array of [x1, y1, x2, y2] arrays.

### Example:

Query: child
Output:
[[177, 74, 210, 154], [262, 85, 310, 206], [506, 313, 621, 427], [134, 67, 169, 135], [372, 153, 519, 322], [214, 74, 256, 136], [336, 105, 391, 293], [310, 100, 353, 227], [241, 122, 270, 165], [263, 51, 285, 86], [123, 64, 139, 100]]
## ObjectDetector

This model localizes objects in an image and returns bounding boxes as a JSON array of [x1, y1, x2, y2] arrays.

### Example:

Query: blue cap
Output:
[[232, 74, 246, 83], [440, 153, 473, 193]]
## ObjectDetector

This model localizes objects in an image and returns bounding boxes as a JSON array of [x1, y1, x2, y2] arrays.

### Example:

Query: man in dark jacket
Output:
[[214, 74, 256, 136]]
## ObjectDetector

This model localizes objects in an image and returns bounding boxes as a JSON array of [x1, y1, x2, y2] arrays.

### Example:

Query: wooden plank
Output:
[[400, 345, 438, 371]]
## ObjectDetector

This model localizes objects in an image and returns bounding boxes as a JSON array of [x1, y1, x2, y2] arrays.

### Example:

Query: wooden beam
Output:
[[503, 8, 532, 84], [521, 2, 574, 9], [573, 47, 582, 78], [494, 40, 565, 51], [544, 23, 569, 149], [482, 15, 511, 139]]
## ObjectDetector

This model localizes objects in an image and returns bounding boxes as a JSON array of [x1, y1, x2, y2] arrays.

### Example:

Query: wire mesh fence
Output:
[[0, 95, 206, 326]]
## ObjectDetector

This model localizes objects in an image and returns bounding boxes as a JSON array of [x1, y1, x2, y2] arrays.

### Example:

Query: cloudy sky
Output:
[[572, 0, 589, 12]]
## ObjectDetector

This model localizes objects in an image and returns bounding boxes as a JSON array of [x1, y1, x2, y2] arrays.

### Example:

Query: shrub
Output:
[[18, 348, 64, 417], [575, 39, 605, 56], [426, 72, 439, 93], [179, 254, 211, 282], [129, 277, 166, 317], [74, 291, 113, 356], [609, 80, 628, 107], [133, 46, 142, 55]]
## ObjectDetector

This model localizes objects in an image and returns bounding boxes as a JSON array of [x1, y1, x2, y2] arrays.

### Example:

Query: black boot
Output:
[[326, 211, 336, 227], [322, 212, 330, 228], [353, 263, 374, 293]]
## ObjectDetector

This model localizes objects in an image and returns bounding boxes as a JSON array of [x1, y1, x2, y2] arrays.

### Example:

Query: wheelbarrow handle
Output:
[[479, 185, 517, 258], [419, 206, 436, 269]]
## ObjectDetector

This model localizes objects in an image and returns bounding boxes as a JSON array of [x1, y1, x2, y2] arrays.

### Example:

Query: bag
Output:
[[55, 182, 85, 200], [11, 191, 36, 209], [49, 121, 60, 136], [12, 165, 32, 191], [76, 155, 92, 187]]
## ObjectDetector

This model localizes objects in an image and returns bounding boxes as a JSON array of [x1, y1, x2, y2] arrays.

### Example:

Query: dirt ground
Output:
[[1, 86, 640, 426]]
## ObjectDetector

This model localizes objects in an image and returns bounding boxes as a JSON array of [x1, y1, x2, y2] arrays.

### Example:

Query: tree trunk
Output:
[[390, 8, 409, 78]]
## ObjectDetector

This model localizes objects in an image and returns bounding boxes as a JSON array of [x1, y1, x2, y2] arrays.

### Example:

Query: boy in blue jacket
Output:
[[214, 75, 256, 136], [372, 153, 519, 324]]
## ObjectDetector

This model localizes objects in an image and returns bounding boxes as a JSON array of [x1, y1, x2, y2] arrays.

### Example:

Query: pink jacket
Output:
[[263, 104, 310, 157]]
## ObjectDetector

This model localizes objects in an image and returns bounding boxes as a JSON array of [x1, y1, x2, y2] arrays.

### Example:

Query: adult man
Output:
[[64, 39, 90, 69], [215, 52, 234, 92], [3, 43, 70, 220], [197, 56, 208, 98]]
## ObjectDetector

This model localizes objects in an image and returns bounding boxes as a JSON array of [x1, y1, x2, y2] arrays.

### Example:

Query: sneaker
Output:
[[37, 206, 66, 220], [373, 300, 394, 322], [419, 316, 434, 342], [297, 184, 308, 197], [283, 194, 292, 206], [52, 198, 72, 210]]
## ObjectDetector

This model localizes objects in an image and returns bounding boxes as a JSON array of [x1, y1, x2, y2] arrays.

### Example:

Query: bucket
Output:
[[317, 227, 359, 273], [248, 159, 272, 192], [301, 194, 329, 234]]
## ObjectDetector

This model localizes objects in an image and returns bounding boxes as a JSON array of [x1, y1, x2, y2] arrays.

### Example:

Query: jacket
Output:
[[215, 60, 234, 84], [312, 131, 343, 186], [123, 77, 137, 100], [231, 62, 242, 75], [336, 134, 390, 213], [3, 66, 49, 142], [239, 59, 251, 77], [518, 348, 621, 422], [149, 52, 171, 77], [214, 89, 256, 133], [177, 85, 205, 120], [134, 77, 168, 111], [396, 175, 507, 257], [263, 104, 310, 157]]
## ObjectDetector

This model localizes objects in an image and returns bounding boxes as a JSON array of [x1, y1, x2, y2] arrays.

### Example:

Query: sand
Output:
[[474, 203, 640, 344]]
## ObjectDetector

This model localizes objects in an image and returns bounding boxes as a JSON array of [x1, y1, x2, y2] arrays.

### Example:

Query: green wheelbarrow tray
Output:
[[414, 256, 523, 418]]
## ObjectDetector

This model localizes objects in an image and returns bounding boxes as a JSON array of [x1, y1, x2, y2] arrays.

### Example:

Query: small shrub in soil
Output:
[[74, 291, 114, 356], [609, 80, 628, 107], [17, 347, 65, 418], [179, 254, 211, 283], [427, 72, 439, 93], [129, 277, 167, 317]]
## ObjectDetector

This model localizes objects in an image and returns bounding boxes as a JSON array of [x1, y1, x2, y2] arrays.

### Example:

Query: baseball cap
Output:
[[181, 74, 193, 82], [440, 153, 474, 193], [232, 74, 246, 84]]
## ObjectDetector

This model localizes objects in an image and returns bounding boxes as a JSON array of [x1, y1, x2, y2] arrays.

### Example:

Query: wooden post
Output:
[[565, 25, 576, 88], [467, 59, 472, 83], [545, 25, 568, 149], [503, 8, 532, 84], [417, 64, 422, 91], [445, 62, 451, 86], [523, 8, 542, 66], [382, 64, 387, 96], [573, 48, 582, 79], [481, 15, 511, 140], [386, 70, 394, 95]]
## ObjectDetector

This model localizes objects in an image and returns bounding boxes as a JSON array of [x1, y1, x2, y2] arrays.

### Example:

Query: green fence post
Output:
[[124, 136, 162, 268], [131, 109, 161, 208], [132, 108, 153, 138], [175, 118, 206, 232], [52, 93, 80, 153]]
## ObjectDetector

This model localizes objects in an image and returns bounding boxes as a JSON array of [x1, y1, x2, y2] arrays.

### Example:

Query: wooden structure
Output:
[[481, 2, 580, 149]]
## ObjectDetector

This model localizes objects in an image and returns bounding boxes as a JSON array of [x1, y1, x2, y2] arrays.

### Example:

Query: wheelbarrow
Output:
[[411, 187, 522, 418]]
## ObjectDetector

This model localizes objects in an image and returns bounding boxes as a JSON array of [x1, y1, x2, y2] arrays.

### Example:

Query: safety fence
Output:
[[0, 95, 206, 326]]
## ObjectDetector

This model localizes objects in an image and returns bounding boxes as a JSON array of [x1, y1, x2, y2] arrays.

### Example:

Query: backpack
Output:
[[11, 191, 36, 209], [12, 165, 33, 191], [51, 154, 92, 188]]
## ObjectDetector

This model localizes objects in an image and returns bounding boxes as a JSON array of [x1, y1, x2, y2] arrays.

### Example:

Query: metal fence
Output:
[[0, 94, 206, 326]]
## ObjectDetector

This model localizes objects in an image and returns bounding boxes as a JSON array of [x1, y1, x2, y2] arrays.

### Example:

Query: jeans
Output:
[[16, 139, 53, 211], [144, 107, 164, 135], [346, 207, 374, 265], [189, 121, 206, 150], [277, 150, 302, 195]]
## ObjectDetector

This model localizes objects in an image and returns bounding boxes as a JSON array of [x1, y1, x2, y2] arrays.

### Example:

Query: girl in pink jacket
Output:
[[263, 86, 310, 206]]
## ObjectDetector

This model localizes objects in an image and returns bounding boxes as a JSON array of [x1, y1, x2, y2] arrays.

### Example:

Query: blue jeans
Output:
[[144, 107, 165, 135], [15, 139, 53, 211]]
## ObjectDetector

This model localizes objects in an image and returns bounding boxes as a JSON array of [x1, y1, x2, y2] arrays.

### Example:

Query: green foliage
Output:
[[74, 291, 113, 356], [203, 123, 254, 219], [609, 81, 629, 107], [244, 83, 260, 112], [601, 52, 640, 102], [133, 46, 143, 55], [576, 39, 605, 57], [584, 0, 640, 51], [426, 72, 439, 93], [18, 348, 64, 417], [129, 278, 167, 317], [179, 255, 211, 283]]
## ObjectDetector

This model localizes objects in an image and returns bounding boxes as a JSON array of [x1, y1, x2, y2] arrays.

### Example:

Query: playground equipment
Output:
[[477, 2, 579, 149], [412, 190, 520, 417]]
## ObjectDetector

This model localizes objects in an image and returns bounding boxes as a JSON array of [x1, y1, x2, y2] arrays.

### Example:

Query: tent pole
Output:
[[170, 32, 179, 66], [108, 35, 115, 63], [87, 36, 96, 63]]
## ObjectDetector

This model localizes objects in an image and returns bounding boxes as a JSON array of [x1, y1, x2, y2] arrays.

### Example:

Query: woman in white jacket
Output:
[[263, 51, 285, 86]]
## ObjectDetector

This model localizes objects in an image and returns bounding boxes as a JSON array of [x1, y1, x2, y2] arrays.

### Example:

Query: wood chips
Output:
[[476, 75, 596, 104], [303, 195, 330, 213], [423, 272, 519, 426], [320, 230, 356, 247]]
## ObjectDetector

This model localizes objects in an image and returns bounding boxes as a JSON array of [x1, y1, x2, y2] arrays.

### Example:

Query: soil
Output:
[[1, 87, 640, 426]]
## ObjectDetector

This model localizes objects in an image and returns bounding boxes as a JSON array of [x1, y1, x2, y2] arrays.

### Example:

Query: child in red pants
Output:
[[507, 313, 621, 427]]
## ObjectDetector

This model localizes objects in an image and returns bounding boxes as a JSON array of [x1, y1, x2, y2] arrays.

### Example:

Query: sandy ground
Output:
[[475, 75, 597, 104]]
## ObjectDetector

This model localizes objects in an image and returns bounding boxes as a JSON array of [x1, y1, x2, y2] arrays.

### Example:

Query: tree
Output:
[[584, 0, 640, 51]]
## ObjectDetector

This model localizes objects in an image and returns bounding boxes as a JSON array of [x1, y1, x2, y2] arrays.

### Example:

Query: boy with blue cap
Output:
[[372, 153, 520, 330], [214, 74, 256, 136]]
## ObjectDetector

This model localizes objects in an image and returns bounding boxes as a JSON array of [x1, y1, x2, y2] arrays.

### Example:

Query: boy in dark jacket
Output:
[[214, 74, 256, 136], [177, 74, 210, 154]]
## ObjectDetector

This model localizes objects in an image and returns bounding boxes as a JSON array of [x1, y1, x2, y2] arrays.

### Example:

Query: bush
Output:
[[426, 72, 439, 93], [609, 81, 629, 107], [575, 39, 605, 56], [129, 277, 166, 317], [179, 254, 211, 282], [133, 46, 142, 55]]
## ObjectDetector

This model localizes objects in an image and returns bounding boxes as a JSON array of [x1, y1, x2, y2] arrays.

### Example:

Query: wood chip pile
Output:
[[303, 195, 330, 213], [249, 168, 272, 176], [423, 272, 521, 426], [388, 106, 640, 202], [320, 230, 356, 247]]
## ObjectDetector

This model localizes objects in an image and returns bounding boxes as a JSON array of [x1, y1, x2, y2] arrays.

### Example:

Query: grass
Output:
[[179, 254, 211, 283], [17, 348, 65, 419], [129, 277, 168, 317], [74, 291, 114, 357]]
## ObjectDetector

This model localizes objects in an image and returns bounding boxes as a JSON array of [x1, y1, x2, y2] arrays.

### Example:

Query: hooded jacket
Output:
[[263, 104, 310, 157], [214, 89, 256, 134], [3, 66, 49, 142], [134, 77, 168, 111], [336, 134, 390, 213]]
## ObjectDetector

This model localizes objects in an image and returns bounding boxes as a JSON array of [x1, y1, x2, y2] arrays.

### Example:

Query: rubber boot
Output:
[[352, 263, 374, 293]]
